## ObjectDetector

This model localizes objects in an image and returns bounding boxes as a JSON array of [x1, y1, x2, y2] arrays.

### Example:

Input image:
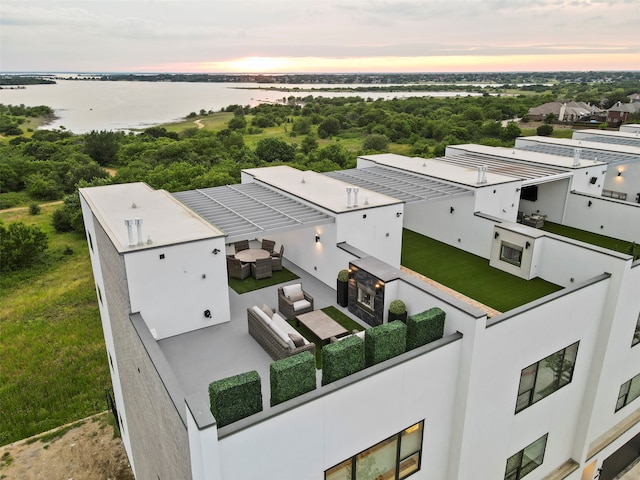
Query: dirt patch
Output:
[[0, 412, 134, 480]]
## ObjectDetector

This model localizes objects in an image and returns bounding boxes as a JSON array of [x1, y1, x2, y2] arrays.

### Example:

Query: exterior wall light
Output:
[[494, 232, 499, 239], [588, 201, 593, 207], [618, 171, 622, 177], [212, 248, 220, 255], [396, 212, 402, 217], [525, 241, 531, 249], [450, 206, 455, 214], [315, 234, 320, 243]]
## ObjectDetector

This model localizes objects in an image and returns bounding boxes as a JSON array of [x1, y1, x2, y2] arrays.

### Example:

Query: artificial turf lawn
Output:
[[400, 229, 562, 313], [541, 222, 637, 255], [228, 267, 299, 294]]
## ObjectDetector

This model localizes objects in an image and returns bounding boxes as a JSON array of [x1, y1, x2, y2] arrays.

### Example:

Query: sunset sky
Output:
[[1, 0, 639, 74]]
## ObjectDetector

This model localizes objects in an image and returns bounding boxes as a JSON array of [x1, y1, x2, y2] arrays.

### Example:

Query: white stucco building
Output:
[[80, 135, 640, 480]]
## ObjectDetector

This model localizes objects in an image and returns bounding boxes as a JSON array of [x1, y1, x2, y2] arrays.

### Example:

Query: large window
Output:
[[500, 242, 523, 267], [632, 313, 640, 347], [516, 342, 579, 413], [505, 434, 548, 480], [616, 373, 640, 412], [325, 421, 424, 480]]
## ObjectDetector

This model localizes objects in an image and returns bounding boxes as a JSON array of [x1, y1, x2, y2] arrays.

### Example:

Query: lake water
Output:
[[0, 79, 483, 133]]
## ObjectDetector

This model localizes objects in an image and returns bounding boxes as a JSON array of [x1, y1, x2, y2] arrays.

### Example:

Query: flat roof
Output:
[[324, 165, 471, 203], [572, 129, 640, 148], [515, 136, 640, 166], [80, 183, 223, 252], [243, 165, 403, 213], [358, 153, 518, 188], [447, 144, 604, 171], [173, 181, 334, 243]]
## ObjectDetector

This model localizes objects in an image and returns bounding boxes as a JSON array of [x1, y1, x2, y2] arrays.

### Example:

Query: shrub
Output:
[[0, 221, 48, 271], [337, 269, 349, 282], [322, 335, 365, 385], [406, 307, 446, 351], [536, 124, 554, 136], [270, 351, 316, 406], [365, 321, 406, 367], [389, 300, 406, 315], [208, 371, 262, 428], [28, 203, 41, 215]]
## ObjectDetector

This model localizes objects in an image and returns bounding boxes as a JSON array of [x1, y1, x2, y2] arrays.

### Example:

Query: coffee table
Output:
[[234, 248, 271, 263], [296, 310, 348, 344]]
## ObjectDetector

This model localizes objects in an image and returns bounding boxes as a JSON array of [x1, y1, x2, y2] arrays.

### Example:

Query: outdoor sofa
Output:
[[247, 305, 316, 360]]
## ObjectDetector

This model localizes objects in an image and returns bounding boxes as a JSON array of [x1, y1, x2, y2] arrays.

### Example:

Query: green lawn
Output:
[[228, 267, 299, 294], [542, 222, 638, 255], [0, 205, 110, 445], [400, 229, 562, 312]]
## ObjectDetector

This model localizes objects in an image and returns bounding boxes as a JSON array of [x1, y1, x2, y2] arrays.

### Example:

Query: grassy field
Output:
[[0, 205, 110, 446], [401, 229, 562, 312]]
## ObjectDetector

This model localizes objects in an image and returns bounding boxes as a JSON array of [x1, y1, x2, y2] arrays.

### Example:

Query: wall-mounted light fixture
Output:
[[494, 231, 499, 239], [450, 206, 455, 214], [525, 241, 531, 249], [204, 310, 211, 318], [396, 212, 402, 217], [588, 201, 593, 207], [212, 248, 220, 255], [315, 234, 320, 243], [618, 171, 622, 177]]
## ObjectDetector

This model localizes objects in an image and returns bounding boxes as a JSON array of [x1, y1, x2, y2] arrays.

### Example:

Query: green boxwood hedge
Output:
[[365, 320, 407, 367], [209, 370, 262, 427], [270, 351, 316, 406], [322, 335, 365, 386], [406, 307, 446, 351]]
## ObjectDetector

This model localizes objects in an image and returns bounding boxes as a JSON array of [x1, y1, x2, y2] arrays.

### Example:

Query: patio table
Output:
[[234, 248, 271, 263], [296, 310, 348, 344]]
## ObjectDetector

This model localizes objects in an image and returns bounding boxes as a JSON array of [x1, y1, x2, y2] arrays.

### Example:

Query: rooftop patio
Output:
[[157, 254, 369, 413]]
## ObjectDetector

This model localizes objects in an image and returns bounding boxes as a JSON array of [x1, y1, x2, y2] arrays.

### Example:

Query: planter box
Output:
[[337, 279, 348, 307]]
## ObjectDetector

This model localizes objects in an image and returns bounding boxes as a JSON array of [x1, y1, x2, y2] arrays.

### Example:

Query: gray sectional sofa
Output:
[[247, 305, 316, 360]]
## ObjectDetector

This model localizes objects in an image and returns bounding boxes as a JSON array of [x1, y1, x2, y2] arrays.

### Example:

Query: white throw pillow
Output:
[[252, 306, 272, 325], [293, 299, 311, 311], [282, 283, 302, 299]]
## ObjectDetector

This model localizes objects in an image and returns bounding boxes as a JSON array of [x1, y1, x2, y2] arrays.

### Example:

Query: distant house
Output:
[[607, 100, 640, 127], [527, 101, 602, 122]]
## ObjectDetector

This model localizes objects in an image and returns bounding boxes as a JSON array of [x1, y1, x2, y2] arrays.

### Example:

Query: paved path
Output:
[[400, 266, 501, 318]]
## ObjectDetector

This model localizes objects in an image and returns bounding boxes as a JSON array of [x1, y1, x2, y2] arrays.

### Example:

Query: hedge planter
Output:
[[337, 270, 349, 307], [209, 370, 262, 427], [388, 299, 407, 323]]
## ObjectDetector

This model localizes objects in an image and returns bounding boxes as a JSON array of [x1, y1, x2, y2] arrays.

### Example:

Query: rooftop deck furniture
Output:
[[247, 306, 315, 360], [261, 239, 276, 254], [522, 214, 546, 228], [251, 257, 273, 280], [234, 239, 250, 252], [227, 256, 250, 280], [271, 244, 284, 271], [278, 284, 314, 320], [235, 248, 271, 263], [296, 310, 348, 345]]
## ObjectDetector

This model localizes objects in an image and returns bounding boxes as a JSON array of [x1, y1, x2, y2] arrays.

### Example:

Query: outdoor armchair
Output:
[[251, 257, 273, 280], [227, 256, 250, 280], [261, 238, 276, 254], [234, 239, 250, 252], [278, 284, 314, 319], [271, 244, 284, 271]]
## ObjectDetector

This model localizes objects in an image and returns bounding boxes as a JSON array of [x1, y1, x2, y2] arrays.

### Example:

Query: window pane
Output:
[[628, 376, 640, 404], [399, 452, 420, 479], [400, 422, 423, 459], [516, 392, 531, 413], [356, 437, 397, 480], [326, 459, 352, 480], [518, 364, 537, 395], [558, 343, 578, 387], [520, 435, 547, 477], [505, 451, 523, 480], [533, 353, 561, 402]]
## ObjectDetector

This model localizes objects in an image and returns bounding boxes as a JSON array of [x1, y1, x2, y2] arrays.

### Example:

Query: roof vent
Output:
[[346, 186, 352, 208], [134, 218, 143, 246], [573, 148, 581, 167], [353, 187, 359, 207], [131, 202, 137, 209], [124, 219, 135, 247], [477, 165, 488, 184]]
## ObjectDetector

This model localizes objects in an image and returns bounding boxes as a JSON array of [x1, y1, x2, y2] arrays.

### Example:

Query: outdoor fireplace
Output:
[[347, 257, 397, 327]]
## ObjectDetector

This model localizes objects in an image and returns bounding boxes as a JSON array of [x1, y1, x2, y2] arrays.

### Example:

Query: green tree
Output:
[[501, 121, 522, 141], [0, 221, 48, 271], [255, 138, 296, 163], [300, 134, 319, 155], [362, 134, 390, 152], [292, 117, 312, 135], [536, 124, 554, 136], [84, 130, 121, 166], [228, 115, 247, 131], [317, 116, 341, 138]]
